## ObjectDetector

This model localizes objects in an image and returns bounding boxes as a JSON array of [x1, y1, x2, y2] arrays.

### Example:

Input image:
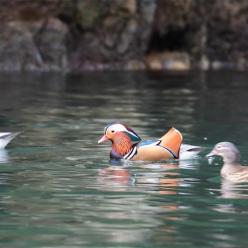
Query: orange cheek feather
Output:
[[112, 133, 132, 156]]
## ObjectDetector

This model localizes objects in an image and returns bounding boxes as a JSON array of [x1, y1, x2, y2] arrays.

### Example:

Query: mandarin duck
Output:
[[0, 132, 20, 149], [206, 142, 248, 183], [98, 123, 201, 161]]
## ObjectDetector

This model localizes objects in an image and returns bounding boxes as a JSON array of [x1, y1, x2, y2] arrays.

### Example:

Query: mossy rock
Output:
[[76, 0, 101, 30]]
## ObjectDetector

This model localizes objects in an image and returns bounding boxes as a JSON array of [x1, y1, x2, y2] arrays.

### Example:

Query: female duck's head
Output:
[[207, 142, 240, 164]]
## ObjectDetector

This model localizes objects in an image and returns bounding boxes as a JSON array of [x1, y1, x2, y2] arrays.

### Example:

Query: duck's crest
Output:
[[104, 122, 116, 134], [124, 125, 141, 142], [105, 123, 141, 142]]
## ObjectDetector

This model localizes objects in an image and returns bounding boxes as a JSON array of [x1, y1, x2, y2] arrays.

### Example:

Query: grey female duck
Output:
[[207, 142, 248, 183]]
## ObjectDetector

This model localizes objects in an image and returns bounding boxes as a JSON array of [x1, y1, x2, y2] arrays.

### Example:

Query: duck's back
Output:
[[132, 127, 183, 161], [222, 165, 248, 183]]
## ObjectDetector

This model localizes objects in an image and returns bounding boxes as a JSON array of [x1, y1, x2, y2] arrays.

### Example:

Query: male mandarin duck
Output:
[[207, 142, 248, 183], [98, 123, 201, 161], [0, 132, 20, 149]]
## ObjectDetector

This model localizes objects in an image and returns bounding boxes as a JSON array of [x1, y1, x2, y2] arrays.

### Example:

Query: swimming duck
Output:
[[206, 142, 248, 183], [0, 132, 20, 149], [98, 123, 200, 161]]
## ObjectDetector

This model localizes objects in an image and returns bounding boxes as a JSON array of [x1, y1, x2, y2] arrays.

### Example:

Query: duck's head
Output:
[[206, 142, 240, 164], [98, 123, 141, 158]]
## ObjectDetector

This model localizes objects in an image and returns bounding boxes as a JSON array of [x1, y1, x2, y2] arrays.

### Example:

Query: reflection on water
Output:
[[0, 71, 248, 247], [220, 179, 248, 199], [98, 167, 135, 190], [0, 150, 8, 163]]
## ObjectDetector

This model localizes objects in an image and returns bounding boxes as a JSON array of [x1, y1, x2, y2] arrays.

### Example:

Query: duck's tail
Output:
[[159, 127, 183, 158]]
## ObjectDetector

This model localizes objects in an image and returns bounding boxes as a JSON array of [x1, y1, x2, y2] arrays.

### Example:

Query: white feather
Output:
[[179, 144, 202, 160], [0, 132, 20, 149]]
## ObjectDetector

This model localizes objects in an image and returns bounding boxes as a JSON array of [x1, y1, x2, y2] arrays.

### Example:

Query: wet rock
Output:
[[75, 0, 101, 30], [154, 0, 193, 32], [0, 1, 247, 71], [145, 52, 191, 71], [116, 19, 138, 54], [123, 0, 137, 14], [125, 60, 146, 70], [0, 21, 41, 71], [0, 0, 60, 25], [68, 0, 156, 71], [205, 0, 248, 69], [0, 18, 68, 71], [199, 55, 210, 71], [33, 18, 68, 71]]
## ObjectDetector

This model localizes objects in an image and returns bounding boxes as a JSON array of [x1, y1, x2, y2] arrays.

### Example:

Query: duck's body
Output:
[[98, 123, 200, 161], [0, 132, 20, 149], [207, 142, 248, 183], [221, 165, 248, 182]]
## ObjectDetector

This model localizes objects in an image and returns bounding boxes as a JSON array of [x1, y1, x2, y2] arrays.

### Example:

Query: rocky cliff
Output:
[[0, 0, 248, 71]]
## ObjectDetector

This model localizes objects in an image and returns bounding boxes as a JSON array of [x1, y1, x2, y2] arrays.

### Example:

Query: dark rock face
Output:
[[0, 0, 247, 71], [63, 0, 156, 70], [150, 0, 248, 70], [0, 0, 68, 71], [0, 18, 68, 71], [206, 0, 248, 69]]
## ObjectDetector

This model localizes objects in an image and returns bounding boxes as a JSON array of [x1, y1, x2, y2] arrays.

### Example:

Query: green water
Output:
[[0, 71, 248, 248]]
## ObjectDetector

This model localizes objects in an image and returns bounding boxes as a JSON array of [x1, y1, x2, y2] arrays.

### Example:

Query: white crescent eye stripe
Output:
[[105, 124, 127, 133], [126, 130, 139, 139]]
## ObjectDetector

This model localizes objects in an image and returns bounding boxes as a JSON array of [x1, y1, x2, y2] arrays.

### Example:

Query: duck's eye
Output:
[[216, 145, 221, 150], [111, 130, 115, 133]]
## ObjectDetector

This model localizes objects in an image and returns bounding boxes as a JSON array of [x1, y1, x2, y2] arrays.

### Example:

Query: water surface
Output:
[[0, 71, 248, 248]]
